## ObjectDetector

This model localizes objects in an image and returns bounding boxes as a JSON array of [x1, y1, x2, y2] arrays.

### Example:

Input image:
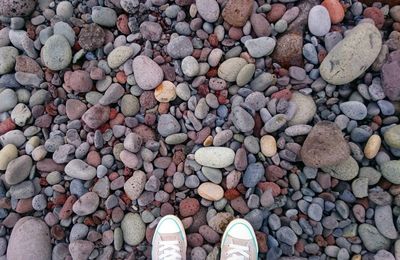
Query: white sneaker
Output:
[[221, 219, 258, 260], [152, 215, 187, 260]]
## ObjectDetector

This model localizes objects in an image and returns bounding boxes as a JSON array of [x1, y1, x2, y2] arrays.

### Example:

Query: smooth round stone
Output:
[[0, 46, 18, 75], [358, 224, 391, 252], [231, 106, 255, 132], [120, 0, 139, 13], [288, 92, 316, 126], [303, 43, 318, 64], [0, 89, 17, 112], [236, 64, 255, 87], [121, 213, 145, 246], [218, 57, 247, 82], [308, 203, 323, 221], [384, 125, 400, 149], [275, 19, 288, 33], [69, 240, 94, 259], [165, 133, 188, 145], [375, 205, 398, 239], [260, 135, 277, 157], [53, 22, 75, 46], [264, 114, 287, 133], [276, 226, 298, 246], [320, 23, 382, 85], [196, 0, 219, 23], [120, 150, 139, 169], [381, 160, 400, 184], [339, 101, 367, 120], [72, 192, 99, 216], [157, 114, 180, 137], [202, 167, 222, 184], [364, 134, 381, 159], [121, 95, 139, 116], [359, 167, 381, 185], [194, 147, 235, 168], [176, 83, 191, 101], [155, 81, 177, 102], [181, 56, 199, 77], [166, 36, 193, 59], [351, 177, 369, 198], [7, 217, 51, 260], [243, 162, 264, 188], [322, 156, 359, 181], [99, 83, 125, 105], [56, 1, 73, 18], [285, 125, 312, 136], [11, 103, 31, 127], [0, 0, 37, 17], [124, 133, 142, 153], [5, 155, 32, 185], [91, 6, 117, 27], [107, 46, 135, 69], [41, 35, 72, 71], [132, 55, 163, 90], [308, 5, 331, 36], [124, 170, 146, 200], [244, 37, 276, 58], [0, 144, 18, 170], [198, 182, 224, 201], [65, 159, 96, 180]]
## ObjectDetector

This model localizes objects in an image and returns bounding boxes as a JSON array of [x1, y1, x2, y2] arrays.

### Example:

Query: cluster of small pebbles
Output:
[[0, 0, 400, 259]]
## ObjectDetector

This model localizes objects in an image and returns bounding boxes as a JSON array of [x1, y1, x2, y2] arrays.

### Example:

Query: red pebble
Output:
[[59, 195, 77, 219], [0, 118, 16, 135], [271, 89, 292, 100], [179, 198, 200, 217]]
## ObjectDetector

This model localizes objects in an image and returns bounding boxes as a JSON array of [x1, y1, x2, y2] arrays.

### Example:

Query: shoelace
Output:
[[226, 244, 250, 260], [159, 240, 182, 260]]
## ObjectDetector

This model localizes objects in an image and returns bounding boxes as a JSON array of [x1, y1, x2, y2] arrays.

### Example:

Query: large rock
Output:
[[322, 156, 359, 181], [358, 224, 391, 252], [381, 160, 400, 184], [320, 23, 382, 85], [0, 0, 37, 16], [7, 217, 51, 260], [300, 121, 350, 168], [132, 55, 163, 90], [121, 213, 145, 246], [195, 147, 235, 168]]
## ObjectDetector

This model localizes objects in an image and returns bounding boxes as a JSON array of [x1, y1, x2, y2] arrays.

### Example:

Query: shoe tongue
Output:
[[227, 236, 250, 246], [160, 232, 181, 241]]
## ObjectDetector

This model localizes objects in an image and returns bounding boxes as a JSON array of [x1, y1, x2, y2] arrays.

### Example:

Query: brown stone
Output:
[[300, 121, 350, 168], [272, 32, 303, 68], [78, 23, 105, 51], [222, 0, 253, 27]]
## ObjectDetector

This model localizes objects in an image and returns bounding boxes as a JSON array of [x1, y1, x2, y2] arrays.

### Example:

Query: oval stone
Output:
[[381, 160, 400, 184], [194, 147, 235, 168], [308, 5, 331, 36], [121, 213, 146, 246], [65, 159, 97, 180], [218, 57, 247, 82], [132, 55, 163, 90], [320, 23, 382, 85], [198, 182, 224, 201], [41, 34, 72, 71], [7, 217, 51, 260]]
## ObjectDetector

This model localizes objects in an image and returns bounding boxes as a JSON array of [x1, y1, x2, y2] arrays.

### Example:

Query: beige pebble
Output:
[[0, 144, 18, 170], [154, 81, 176, 102], [198, 182, 224, 201], [260, 135, 277, 157], [364, 134, 381, 159], [32, 145, 47, 161], [203, 136, 213, 146]]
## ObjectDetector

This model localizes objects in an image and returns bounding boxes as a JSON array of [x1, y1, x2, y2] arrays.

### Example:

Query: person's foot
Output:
[[152, 215, 187, 260], [221, 218, 258, 260]]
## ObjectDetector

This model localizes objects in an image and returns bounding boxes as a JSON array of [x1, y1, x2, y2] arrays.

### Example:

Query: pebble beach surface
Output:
[[0, 0, 400, 259]]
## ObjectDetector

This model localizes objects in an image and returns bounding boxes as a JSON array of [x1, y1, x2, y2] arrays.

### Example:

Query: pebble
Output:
[[140, 21, 162, 41], [321, 0, 345, 24], [82, 104, 110, 129], [72, 192, 99, 216], [308, 203, 323, 221], [384, 125, 400, 148], [218, 58, 247, 82], [243, 162, 264, 188], [276, 226, 298, 246], [308, 5, 331, 36], [288, 91, 316, 126], [124, 170, 146, 200], [244, 37, 276, 58], [194, 147, 235, 168], [231, 106, 255, 132], [381, 160, 400, 184], [107, 46, 135, 69], [320, 23, 382, 85], [222, 0, 253, 27], [358, 224, 391, 252], [69, 240, 94, 260], [157, 114, 181, 137], [339, 101, 368, 120], [65, 159, 97, 180], [0, 47, 18, 75], [132, 55, 163, 90], [7, 217, 51, 260], [196, 0, 220, 23], [5, 155, 32, 185], [167, 36, 193, 59], [198, 182, 224, 201], [375, 205, 398, 239], [181, 56, 199, 77], [0, 144, 18, 170], [322, 156, 359, 181], [56, 1, 74, 18], [121, 213, 145, 246], [41, 35, 72, 71], [92, 6, 117, 27], [364, 134, 381, 159], [301, 121, 350, 168], [0, 0, 36, 16]]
